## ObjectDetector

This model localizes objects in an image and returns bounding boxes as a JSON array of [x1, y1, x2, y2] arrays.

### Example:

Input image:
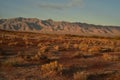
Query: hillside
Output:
[[0, 17, 120, 37]]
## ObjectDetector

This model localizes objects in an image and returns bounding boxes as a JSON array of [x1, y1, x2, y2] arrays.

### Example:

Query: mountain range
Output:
[[0, 17, 120, 37]]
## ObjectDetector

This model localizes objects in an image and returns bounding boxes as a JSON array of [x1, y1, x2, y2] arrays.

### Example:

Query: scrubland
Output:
[[0, 30, 120, 80]]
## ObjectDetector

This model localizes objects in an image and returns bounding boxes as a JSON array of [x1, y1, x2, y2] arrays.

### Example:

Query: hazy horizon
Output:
[[0, 0, 120, 26]]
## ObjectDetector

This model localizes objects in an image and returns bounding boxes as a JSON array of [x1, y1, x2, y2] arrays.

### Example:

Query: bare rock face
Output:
[[0, 17, 120, 37]]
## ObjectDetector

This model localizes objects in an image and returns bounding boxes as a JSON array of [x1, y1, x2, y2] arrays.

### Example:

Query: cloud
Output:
[[67, 0, 83, 7], [38, 0, 83, 10]]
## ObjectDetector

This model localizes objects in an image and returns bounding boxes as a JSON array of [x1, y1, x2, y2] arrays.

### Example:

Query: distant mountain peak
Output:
[[0, 17, 120, 37]]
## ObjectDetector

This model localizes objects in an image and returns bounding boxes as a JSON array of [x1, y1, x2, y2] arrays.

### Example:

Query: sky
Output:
[[0, 0, 120, 26]]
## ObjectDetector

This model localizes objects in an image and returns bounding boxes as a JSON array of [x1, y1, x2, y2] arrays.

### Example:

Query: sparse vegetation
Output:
[[102, 53, 120, 61], [41, 61, 63, 78], [0, 30, 120, 80]]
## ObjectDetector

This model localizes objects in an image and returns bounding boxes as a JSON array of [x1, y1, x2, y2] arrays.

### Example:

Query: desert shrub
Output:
[[22, 35, 28, 40], [79, 44, 89, 52], [31, 51, 47, 61], [102, 53, 120, 61], [63, 42, 70, 50], [73, 71, 88, 80], [71, 52, 84, 58], [88, 46, 101, 53], [71, 52, 95, 58], [39, 46, 48, 53], [37, 43, 42, 47], [53, 45, 59, 51], [73, 44, 79, 49], [40, 61, 63, 78], [41, 61, 63, 74]]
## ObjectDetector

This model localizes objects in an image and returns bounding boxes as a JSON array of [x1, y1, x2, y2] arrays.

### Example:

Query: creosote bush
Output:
[[41, 61, 63, 74], [31, 51, 47, 61]]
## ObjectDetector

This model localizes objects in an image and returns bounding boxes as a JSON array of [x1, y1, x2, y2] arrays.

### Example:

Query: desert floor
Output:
[[0, 30, 120, 80]]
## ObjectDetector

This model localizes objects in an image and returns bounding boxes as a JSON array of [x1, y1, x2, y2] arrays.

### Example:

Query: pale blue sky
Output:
[[0, 0, 120, 26]]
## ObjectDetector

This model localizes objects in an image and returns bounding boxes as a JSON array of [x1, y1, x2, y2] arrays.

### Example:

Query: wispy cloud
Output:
[[38, 0, 83, 10]]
